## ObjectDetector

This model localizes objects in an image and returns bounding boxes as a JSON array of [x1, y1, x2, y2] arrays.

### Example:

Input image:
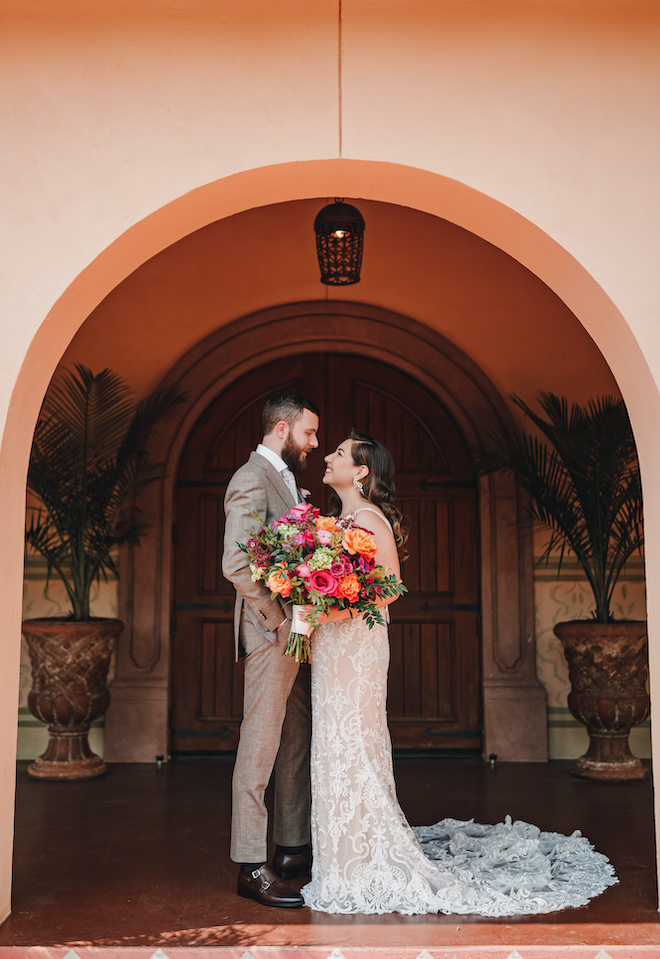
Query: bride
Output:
[[297, 429, 618, 916]]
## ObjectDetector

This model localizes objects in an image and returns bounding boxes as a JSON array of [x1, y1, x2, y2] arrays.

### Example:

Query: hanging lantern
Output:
[[314, 199, 365, 285]]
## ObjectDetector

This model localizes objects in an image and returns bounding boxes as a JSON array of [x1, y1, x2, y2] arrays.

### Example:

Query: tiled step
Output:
[[2, 930, 660, 959]]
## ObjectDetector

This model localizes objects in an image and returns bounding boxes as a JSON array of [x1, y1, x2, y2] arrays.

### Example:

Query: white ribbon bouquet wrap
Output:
[[291, 604, 315, 638]]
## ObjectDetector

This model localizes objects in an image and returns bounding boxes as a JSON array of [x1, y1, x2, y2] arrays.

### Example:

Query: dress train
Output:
[[301, 615, 618, 916]]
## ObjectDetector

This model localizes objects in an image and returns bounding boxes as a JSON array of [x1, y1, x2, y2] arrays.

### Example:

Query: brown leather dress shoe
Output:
[[237, 864, 305, 908], [272, 846, 312, 880]]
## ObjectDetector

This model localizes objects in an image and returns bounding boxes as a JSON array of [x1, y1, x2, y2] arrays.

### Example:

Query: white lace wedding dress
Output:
[[301, 513, 618, 916]]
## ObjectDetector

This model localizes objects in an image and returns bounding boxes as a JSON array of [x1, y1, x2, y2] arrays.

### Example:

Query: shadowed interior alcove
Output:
[[106, 301, 547, 763]]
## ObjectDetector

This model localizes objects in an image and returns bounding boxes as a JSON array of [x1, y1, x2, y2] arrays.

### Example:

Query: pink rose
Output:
[[307, 569, 338, 596], [316, 529, 332, 545], [296, 562, 312, 577], [289, 503, 313, 521]]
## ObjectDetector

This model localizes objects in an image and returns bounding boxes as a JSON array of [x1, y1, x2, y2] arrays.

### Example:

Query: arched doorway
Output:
[[107, 302, 547, 765], [4, 152, 655, 915], [171, 353, 480, 753]]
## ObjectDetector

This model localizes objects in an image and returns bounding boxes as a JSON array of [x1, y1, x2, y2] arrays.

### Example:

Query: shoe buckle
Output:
[[251, 869, 261, 880]]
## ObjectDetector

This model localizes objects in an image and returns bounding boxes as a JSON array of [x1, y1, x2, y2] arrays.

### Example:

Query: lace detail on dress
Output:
[[301, 615, 618, 916]]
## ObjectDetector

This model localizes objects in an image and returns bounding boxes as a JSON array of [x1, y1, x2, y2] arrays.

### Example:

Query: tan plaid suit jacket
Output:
[[222, 450, 311, 863]]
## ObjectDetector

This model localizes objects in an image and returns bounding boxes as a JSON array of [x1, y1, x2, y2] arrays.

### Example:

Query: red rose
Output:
[[307, 570, 338, 597]]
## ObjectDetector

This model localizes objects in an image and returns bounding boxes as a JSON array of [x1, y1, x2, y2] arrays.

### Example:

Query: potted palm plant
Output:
[[23, 364, 185, 780], [475, 392, 647, 781]]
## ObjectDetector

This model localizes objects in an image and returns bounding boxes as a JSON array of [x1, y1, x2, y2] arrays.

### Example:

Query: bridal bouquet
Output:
[[238, 502, 406, 662]]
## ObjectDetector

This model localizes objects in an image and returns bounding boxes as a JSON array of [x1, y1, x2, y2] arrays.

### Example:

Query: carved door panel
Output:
[[171, 358, 326, 753], [171, 353, 481, 753]]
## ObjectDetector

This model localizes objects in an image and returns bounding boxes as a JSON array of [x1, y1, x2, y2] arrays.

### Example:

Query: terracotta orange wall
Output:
[[1, 0, 660, 922]]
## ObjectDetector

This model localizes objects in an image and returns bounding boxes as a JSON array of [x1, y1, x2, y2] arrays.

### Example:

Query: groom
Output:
[[222, 391, 320, 908]]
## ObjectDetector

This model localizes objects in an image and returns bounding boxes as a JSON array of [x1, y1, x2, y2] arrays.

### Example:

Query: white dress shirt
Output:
[[256, 444, 297, 500]]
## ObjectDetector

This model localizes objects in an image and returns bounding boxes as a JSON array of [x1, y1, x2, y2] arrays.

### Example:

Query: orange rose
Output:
[[266, 562, 292, 597], [315, 515, 337, 531], [342, 527, 378, 560], [337, 573, 361, 603]]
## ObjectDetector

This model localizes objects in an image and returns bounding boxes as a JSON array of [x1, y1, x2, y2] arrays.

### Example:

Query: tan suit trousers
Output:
[[230, 618, 311, 863]]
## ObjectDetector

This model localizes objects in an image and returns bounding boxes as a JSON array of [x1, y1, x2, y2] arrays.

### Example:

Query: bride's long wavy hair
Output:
[[330, 428, 409, 562]]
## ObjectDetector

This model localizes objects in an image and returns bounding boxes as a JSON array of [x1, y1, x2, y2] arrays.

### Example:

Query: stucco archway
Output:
[[3, 160, 659, 913], [107, 301, 547, 764]]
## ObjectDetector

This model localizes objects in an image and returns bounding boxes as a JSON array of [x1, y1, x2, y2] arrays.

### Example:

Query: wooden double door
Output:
[[171, 353, 481, 753]]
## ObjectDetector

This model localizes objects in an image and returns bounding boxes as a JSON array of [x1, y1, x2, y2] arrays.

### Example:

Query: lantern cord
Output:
[[338, 0, 343, 157]]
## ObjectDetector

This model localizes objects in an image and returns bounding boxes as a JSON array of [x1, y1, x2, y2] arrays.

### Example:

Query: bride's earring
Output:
[[353, 476, 364, 494]]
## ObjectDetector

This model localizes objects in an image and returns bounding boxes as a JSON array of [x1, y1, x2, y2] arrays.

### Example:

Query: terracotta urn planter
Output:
[[22, 618, 123, 780], [553, 620, 649, 782]]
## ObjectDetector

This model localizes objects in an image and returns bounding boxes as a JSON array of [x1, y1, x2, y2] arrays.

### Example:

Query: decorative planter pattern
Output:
[[553, 620, 649, 781], [22, 618, 123, 780]]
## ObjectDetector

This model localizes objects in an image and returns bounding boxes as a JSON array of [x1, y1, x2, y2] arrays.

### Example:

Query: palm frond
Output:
[[26, 365, 187, 619], [474, 392, 643, 622]]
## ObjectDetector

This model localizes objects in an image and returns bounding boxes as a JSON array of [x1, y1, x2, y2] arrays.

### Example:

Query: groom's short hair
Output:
[[262, 391, 319, 435]]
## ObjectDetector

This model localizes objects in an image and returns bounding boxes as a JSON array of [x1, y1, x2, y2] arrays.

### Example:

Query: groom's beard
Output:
[[282, 437, 309, 474]]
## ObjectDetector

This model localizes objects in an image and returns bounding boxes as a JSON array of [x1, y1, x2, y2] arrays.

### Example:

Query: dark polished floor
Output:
[[0, 757, 657, 949]]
